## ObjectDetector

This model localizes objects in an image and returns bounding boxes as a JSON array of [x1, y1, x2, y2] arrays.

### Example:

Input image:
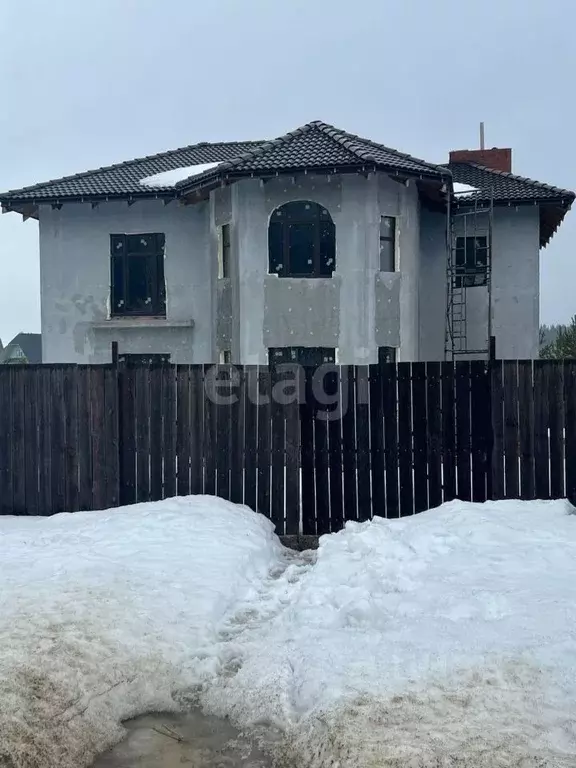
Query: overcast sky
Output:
[[0, 0, 574, 345]]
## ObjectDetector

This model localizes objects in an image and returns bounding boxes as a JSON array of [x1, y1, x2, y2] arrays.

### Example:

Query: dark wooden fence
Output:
[[1, 360, 575, 532]]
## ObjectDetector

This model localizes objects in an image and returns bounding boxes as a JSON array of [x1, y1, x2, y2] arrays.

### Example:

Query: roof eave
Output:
[[178, 162, 449, 195], [0, 189, 179, 210]]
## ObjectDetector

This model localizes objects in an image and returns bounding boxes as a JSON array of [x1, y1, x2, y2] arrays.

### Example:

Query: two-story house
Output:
[[1, 121, 573, 365]]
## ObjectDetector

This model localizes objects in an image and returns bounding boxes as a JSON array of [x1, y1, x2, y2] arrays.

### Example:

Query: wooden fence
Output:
[[1, 360, 575, 532]]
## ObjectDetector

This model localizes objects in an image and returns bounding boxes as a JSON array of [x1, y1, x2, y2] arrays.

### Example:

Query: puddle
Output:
[[93, 709, 275, 768]]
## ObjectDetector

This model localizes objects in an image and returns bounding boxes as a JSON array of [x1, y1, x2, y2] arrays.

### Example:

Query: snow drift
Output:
[[1, 497, 576, 767]]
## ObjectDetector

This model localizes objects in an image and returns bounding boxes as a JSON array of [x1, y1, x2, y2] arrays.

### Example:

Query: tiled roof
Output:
[[448, 161, 574, 247], [448, 162, 575, 203], [0, 121, 449, 206], [0, 141, 262, 203], [186, 121, 448, 181]]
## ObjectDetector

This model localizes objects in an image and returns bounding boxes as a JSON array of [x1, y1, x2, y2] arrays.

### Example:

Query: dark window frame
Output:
[[379, 216, 397, 272], [378, 346, 397, 365], [220, 223, 231, 279], [455, 235, 488, 288], [110, 233, 166, 317], [269, 346, 336, 366], [268, 201, 336, 278]]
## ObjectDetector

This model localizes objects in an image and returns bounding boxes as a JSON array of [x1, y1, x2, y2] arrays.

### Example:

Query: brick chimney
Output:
[[449, 147, 512, 173]]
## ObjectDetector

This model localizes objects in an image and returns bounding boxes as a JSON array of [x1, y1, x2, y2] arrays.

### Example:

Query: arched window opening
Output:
[[268, 201, 335, 278]]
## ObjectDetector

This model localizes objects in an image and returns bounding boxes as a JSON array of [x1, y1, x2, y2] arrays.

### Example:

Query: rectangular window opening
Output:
[[110, 233, 166, 317], [269, 347, 336, 366], [379, 216, 397, 272], [454, 235, 488, 288], [219, 223, 231, 279]]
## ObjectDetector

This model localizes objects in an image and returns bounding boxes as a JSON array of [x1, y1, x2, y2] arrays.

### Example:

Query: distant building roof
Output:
[[0, 333, 42, 364]]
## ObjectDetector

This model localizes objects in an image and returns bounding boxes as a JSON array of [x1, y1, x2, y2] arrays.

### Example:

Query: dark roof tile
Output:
[[1, 120, 449, 205], [448, 161, 575, 203]]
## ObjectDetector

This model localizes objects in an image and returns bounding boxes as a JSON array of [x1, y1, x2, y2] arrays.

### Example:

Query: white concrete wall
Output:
[[418, 208, 448, 360], [231, 172, 420, 365], [39, 199, 213, 363], [377, 175, 421, 361], [452, 205, 540, 360], [492, 206, 540, 359]]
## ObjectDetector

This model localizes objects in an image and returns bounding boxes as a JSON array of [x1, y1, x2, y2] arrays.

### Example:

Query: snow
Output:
[[2, 498, 576, 767], [139, 162, 220, 188], [453, 181, 480, 195]]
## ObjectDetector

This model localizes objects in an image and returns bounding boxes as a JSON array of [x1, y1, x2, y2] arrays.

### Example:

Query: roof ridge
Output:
[[313, 121, 450, 174], [448, 161, 575, 198], [2, 138, 266, 196], [210, 121, 359, 174], [174, 121, 363, 188]]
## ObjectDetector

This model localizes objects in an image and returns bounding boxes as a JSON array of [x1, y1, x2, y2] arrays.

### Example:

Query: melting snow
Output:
[[139, 162, 220, 188], [453, 181, 481, 195], [1, 497, 576, 767]]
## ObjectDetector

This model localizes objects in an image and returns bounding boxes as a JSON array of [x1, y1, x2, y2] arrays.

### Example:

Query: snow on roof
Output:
[[453, 181, 480, 196], [139, 162, 220, 188]]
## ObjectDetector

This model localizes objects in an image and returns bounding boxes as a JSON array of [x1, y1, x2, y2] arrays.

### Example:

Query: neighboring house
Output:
[[0, 333, 42, 364], [0, 121, 573, 365]]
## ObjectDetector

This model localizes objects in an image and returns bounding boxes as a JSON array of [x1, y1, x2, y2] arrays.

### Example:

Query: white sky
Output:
[[1, 0, 574, 344]]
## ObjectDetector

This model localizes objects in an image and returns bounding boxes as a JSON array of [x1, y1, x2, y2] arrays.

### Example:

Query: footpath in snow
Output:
[[1, 496, 576, 767]]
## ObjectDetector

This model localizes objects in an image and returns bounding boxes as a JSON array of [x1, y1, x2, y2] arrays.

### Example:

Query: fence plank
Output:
[[0, 371, 13, 515], [76, 367, 92, 511], [412, 362, 428, 513], [342, 366, 358, 522], [548, 362, 564, 498], [426, 362, 442, 509], [203, 365, 216, 496], [270, 366, 286, 534], [382, 363, 399, 517], [518, 361, 535, 500], [61, 366, 78, 513], [23, 368, 40, 515], [533, 360, 550, 499], [243, 367, 258, 511], [503, 361, 519, 498], [162, 367, 177, 498], [189, 366, 204, 496], [356, 365, 371, 522], [176, 366, 191, 497], [147, 365, 163, 502], [257, 368, 272, 519], [441, 362, 456, 502], [48, 368, 67, 514], [564, 361, 576, 505], [314, 368, 331, 535], [397, 363, 413, 516], [490, 360, 505, 500], [369, 363, 385, 519], [284, 366, 301, 535], [328, 367, 344, 532], [89, 366, 106, 510], [230, 366, 245, 505], [301, 366, 316, 534], [135, 366, 151, 503], [215, 366, 232, 501], [10, 367, 27, 514], [455, 361, 471, 501], [119, 366, 136, 506], [470, 360, 489, 502]]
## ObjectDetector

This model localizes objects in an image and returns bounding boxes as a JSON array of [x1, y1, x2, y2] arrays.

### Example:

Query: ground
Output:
[[0, 496, 575, 767]]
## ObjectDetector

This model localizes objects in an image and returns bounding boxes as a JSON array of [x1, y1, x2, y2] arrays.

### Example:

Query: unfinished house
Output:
[[1, 121, 573, 364]]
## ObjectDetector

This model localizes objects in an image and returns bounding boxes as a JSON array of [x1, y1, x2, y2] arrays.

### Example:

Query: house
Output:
[[0, 121, 573, 365], [0, 333, 42, 364]]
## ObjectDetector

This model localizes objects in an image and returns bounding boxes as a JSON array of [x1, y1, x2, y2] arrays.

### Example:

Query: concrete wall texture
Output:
[[38, 174, 543, 364]]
